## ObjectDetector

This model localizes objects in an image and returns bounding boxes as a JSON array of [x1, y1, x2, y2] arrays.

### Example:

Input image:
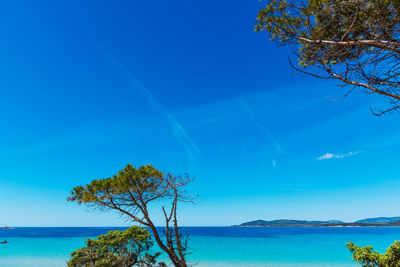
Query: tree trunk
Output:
[[147, 224, 186, 267]]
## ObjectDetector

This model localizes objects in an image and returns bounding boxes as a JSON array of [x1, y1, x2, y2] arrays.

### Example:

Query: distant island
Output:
[[235, 217, 400, 227]]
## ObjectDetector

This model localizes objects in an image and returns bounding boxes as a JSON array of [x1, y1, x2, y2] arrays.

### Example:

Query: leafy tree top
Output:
[[68, 164, 171, 208], [347, 241, 400, 267], [256, 0, 400, 115], [68, 226, 165, 267]]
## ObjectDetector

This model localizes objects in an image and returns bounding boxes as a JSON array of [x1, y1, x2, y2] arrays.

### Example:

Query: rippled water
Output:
[[1, 227, 399, 266]]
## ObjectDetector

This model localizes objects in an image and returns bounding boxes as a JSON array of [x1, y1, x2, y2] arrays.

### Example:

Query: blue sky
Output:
[[1, 0, 400, 226]]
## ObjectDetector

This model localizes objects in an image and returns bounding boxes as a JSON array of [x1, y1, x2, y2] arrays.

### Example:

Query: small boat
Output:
[[0, 226, 14, 229], [0, 240, 8, 244]]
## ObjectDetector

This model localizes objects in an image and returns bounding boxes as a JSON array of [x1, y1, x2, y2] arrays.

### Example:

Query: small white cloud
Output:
[[318, 153, 334, 160], [317, 151, 360, 160]]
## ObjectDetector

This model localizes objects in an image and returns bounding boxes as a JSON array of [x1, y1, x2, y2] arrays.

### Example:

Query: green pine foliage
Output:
[[68, 226, 166, 267], [256, 0, 400, 114], [347, 241, 400, 267]]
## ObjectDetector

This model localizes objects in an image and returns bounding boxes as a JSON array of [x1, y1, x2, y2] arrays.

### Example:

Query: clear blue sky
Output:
[[1, 0, 400, 226]]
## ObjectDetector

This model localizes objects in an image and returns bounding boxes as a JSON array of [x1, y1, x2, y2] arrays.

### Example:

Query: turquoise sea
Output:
[[1, 227, 399, 266]]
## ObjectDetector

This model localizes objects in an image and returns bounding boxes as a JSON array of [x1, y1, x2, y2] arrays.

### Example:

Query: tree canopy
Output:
[[347, 241, 400, 266], [68, 226, 165, 267], [256, 0, 400, 115], [68, 164, 193, 267]]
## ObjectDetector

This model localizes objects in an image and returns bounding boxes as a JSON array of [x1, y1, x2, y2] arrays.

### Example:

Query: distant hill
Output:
[[240, 219, 344, 227], [237, 217, 400, 227], [355, 217, 400, 223]]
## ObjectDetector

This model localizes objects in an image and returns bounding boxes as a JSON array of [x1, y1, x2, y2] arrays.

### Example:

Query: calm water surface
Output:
[[1, 227, 400, 266]]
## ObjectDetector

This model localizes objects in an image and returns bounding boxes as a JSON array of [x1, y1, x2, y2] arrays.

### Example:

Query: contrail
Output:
[[98, 46, 201, 166], [236, 100, 283, 155]]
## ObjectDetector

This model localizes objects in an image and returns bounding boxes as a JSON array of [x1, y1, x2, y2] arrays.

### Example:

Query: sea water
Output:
[[0, 227, 399, 266]]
